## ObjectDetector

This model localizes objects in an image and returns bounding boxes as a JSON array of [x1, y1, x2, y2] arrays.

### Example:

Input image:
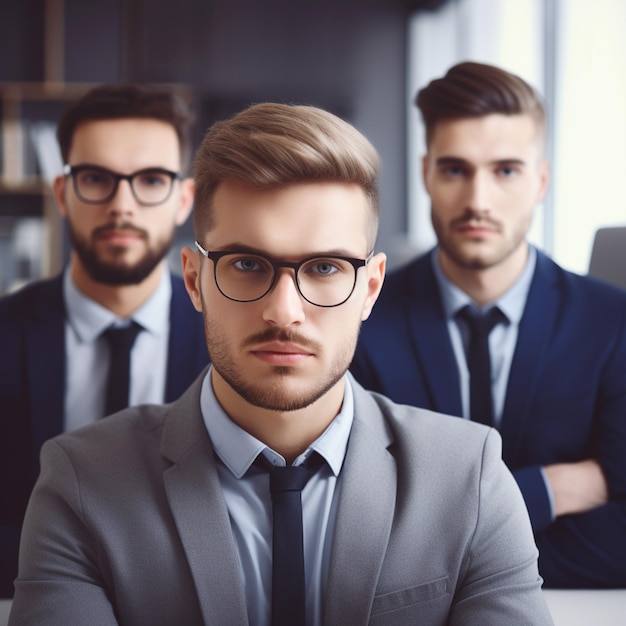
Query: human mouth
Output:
[[94, 224, 146, 245], [251, 341, 313, 366], [455, 219, 498, 238]]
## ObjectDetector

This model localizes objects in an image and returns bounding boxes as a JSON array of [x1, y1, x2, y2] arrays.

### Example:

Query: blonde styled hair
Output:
[[192, 102, 380, 247]]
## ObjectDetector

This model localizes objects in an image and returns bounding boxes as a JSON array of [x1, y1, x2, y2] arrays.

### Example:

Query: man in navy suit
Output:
[[351, 61, 626, 588], [0, 85, 209, 597]]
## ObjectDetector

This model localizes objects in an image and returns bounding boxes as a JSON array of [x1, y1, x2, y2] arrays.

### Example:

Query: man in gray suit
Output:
[[10, 103, 553, 625]]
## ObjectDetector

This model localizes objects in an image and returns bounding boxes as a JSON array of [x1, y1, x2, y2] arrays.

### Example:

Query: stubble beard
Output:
[[432, 209, 528, 271], [202, 295, 359, 412], [68, 221, 174, 285]]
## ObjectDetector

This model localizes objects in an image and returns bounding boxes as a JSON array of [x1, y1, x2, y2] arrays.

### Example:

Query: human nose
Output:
[[105, 177, 139, 218], [261, 269, 306, 327], [465, 170, 492, 213]]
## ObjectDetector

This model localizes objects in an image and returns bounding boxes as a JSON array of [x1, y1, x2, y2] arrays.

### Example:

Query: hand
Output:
[[544, 459, 609, 517]]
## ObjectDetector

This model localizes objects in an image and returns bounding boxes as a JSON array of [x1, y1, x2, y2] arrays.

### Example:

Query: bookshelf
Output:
[[0, 82, 95, 294], [0, 0, 84, 294], [0, 82, 95, 187]]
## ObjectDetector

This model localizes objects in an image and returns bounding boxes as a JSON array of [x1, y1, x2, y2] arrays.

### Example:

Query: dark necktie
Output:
[[102, 322, 142, 416], [457, 306, 504, 427], [259, 454, 322, 626]]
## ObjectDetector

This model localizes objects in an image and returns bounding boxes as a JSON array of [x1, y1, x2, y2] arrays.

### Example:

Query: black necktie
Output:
[[457, 306, 504, 427], [102, 322, 142, 416], [259, 454, 322, 626]]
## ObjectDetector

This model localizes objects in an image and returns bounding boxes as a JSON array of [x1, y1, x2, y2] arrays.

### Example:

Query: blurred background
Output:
[[0, 0, 624, 294]]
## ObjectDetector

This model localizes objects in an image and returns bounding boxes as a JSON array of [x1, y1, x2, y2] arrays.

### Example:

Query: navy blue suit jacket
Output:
[[0, 273, 210, 597], [351, 248, 626, 588]]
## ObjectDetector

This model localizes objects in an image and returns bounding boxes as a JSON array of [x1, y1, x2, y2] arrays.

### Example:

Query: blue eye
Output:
[[230, 256, 273, 274], [311, 262, 338, 276], [235, 258, 261, 271], [301, 258, 348, 279], [440, 164, 467, 178]]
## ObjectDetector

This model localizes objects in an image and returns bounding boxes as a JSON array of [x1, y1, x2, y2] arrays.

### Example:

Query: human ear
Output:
[[536, 159, 550, 203], [181, 245, 203, 313], [422, 154, 431, 194], [53, 175, 69, 219], [361, 252, 386, 321], [175, 178, 195, 226]]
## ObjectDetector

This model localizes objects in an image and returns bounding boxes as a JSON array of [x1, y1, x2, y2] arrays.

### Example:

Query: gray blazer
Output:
[[10, 372, 553, 625]]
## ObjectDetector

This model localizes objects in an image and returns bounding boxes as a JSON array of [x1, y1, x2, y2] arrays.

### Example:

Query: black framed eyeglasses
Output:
[[195, 241, 371, 308], [63, 164, 182, 206]]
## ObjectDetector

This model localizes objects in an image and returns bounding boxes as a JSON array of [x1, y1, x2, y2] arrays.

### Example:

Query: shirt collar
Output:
[[199, 367, 354, 478], [431, 245, 537, 325], [63, 265, 172, 342]]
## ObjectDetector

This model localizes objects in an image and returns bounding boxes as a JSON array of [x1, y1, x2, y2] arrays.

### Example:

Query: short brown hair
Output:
[[192, 102, 380, 247], [57, 84, 195, 171], [416, 61, 546, 147]]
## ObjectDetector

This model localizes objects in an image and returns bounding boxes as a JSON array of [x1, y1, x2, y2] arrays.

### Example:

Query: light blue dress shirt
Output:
[[199, 368, 354, 626], [432, 245, 554, 517], [432, 245, 536, 428], [63, 267, 171, 430]]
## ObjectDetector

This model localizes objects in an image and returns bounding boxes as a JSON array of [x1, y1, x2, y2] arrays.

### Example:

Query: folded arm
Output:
[[544, 459, 608, 517]]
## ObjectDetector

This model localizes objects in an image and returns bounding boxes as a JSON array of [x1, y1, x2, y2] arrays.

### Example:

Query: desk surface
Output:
[[1, 590, 625, 625], [0, 600, 9, 626], [543, 589, 626, 625]]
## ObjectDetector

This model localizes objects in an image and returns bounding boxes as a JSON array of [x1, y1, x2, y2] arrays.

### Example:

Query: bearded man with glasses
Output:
[[0, 84, 210, 598]]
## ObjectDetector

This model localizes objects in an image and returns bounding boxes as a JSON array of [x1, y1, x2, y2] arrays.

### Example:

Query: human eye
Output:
[[136, 171, 168, 187], [78, 169, 111, 186], [231, 255, 270, 274], [439, 163, 467, 178], [446, 165, 464, 176], [303, 258, 345, 278], [496, 163, 521, 178]]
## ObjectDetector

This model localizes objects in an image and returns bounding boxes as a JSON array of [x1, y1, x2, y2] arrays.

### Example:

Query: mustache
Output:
[[242, 327, 319, 352], [452, 210, 500, 229], [93, 222, 149, 240]]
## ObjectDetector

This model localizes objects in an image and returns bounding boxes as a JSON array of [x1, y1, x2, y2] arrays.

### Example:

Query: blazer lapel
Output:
[[324, 381, 396, 626], [26, 277, 66, 472], [161, 374, 249, 625], [405, 255, 462, 415], [500, 253, 560, 465]]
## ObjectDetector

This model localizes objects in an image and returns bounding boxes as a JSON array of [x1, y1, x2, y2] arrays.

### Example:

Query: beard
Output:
[[202, 294, 358, 412], [68, 221, 174, 285]]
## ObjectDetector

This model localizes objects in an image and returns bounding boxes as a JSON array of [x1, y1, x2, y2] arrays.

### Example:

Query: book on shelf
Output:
[[1, 120, 62, 187]]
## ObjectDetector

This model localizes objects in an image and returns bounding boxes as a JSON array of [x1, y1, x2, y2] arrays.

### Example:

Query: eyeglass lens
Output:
[[215, 253, 359, 307], [74, 168, 175, 205]]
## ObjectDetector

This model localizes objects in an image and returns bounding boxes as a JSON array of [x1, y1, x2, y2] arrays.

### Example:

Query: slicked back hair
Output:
[[416, 61, 546, 148], [192, 102, 380, 249]]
